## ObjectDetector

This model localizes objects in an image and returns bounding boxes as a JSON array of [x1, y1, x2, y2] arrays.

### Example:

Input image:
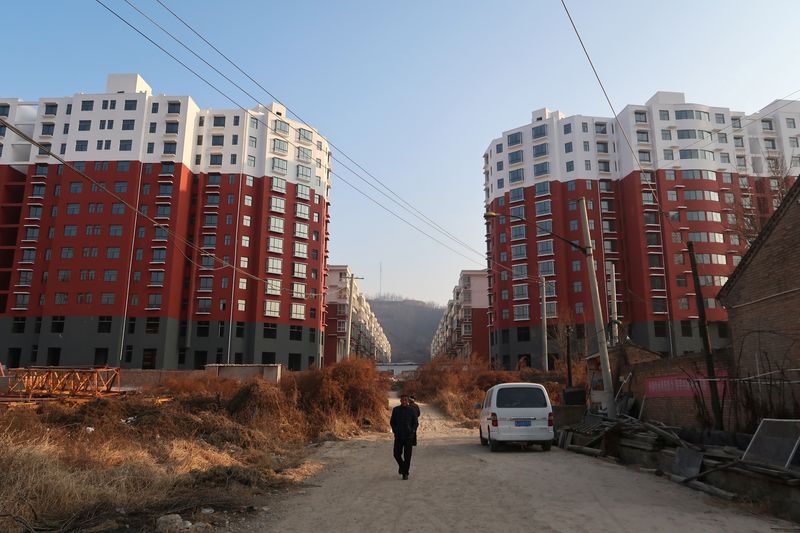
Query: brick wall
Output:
[[719, 185, 800, 430], [617, 353, 731, 428]]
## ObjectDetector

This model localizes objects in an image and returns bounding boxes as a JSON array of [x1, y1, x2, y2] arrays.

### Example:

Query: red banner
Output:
[[645, 371, 727, 398]]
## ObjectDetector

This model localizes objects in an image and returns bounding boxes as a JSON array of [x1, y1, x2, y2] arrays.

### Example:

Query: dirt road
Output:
[[236, 396, 789, 532]]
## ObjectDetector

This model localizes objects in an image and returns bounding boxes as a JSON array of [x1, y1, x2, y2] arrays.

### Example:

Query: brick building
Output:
[[718, 178, 800, 426], [0, 74, 331, 370]]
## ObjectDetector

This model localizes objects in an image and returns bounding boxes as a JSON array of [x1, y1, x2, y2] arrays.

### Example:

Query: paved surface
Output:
[[233, 396, 790, 532]]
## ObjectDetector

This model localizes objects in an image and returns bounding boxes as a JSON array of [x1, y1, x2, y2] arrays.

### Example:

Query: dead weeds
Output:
[[0, 359, 389, 532], [404, 357, 587, 422]]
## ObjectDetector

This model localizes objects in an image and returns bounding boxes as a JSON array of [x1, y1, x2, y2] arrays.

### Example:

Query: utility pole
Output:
[[565, 325, 573, 388], [687, 241, 724, 431], [344, 273, 364, 360], [610, 263, 619, 346], [540, 274, 549, 372], [580, 198, 616, 419]]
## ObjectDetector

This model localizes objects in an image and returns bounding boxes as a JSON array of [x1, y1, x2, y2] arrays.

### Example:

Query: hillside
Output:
[[369, 298, 443, 363]]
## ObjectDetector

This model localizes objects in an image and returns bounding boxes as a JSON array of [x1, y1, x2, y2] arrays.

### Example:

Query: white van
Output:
[[477, 382, 554, 452]]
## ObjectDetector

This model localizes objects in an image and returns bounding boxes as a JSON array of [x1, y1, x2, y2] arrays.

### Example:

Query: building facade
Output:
[[484, 92, 798, 369], [324, 265, 390, 366], [0, 74, 331, 370], [430, 269, 489, 363]]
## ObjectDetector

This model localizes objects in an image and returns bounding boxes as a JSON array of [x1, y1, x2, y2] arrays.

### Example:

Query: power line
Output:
[[148, 0, 485, 261], [117, 0, 487, 262], [92, 0, 496, 277], [95, 0, 557, 298]]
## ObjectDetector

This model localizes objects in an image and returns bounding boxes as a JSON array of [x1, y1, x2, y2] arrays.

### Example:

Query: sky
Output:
[[3, 1, 800, 305]]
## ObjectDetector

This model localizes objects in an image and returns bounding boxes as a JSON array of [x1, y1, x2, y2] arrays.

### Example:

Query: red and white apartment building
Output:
[[484, 92, 799, 370], [324, 265, 391, 367], [430, 269, 489, 362], [0, 74, 332, 370]]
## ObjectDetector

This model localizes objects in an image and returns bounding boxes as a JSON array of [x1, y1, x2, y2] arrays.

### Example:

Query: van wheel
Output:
[[541, 442, 552, 451], [479, 427, 488, 446], [489, 432, 500, 452]]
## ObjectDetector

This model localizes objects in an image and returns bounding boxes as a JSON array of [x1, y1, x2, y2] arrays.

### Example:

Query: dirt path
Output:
[[230, 395, 790, 532]]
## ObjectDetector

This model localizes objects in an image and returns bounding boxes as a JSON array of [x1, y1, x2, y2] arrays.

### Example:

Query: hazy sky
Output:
[[4, 1, 800, 304]]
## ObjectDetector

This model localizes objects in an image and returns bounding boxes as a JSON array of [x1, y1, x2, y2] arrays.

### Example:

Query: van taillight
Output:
[[548, 412, 554, 427], [490, 413, 498, 427]]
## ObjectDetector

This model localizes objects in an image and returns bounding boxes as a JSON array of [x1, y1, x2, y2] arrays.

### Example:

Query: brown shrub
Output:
[[0, 359, 388, 532], [407, 358, 582, 420]]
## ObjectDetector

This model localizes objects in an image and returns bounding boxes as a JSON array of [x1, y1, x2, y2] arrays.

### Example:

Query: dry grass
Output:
[[0, 359, 389, 532], [404, 357, 588, 422]]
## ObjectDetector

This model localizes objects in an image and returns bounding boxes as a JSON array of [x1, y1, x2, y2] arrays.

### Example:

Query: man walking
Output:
[[390, 394, 419, 480]]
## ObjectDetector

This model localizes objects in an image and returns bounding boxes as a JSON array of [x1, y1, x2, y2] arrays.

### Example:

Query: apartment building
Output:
[[430, 269, 489, 362], [0, 74, 331, 370], [324, 265, 391, 366], [484, 92, 799, 370]]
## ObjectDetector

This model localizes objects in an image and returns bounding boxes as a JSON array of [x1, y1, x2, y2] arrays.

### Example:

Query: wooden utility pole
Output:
[[687, 241, 724, 431], [344, 274, 356, 360]]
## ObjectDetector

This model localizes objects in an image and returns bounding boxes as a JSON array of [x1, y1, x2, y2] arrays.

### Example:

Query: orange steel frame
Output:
[[4, 367, 120, 398]]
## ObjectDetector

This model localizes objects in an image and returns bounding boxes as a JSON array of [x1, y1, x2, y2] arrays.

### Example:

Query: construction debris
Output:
[[558, 414, 800, 513]]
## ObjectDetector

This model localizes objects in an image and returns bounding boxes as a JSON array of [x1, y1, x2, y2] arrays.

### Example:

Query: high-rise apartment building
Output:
[[430, 269, 489, 362], [484, 92, 798, 370], [324, 265, 391, 366], [0, 74, 331, 370]]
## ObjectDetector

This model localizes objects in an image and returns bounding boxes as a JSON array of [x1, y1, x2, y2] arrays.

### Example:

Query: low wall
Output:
[[206, 364, 281, 383], [619, 354, 731, 429], [121, 365, 283, 390], [616, 445, 800, 523], [553, 405, 585, 429]]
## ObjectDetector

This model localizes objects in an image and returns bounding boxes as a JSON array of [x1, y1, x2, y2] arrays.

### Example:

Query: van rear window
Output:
[[496, 387, 547, 408]]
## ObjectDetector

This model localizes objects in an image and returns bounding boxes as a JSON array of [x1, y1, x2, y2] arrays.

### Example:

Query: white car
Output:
[[477, 382, 554, 452]]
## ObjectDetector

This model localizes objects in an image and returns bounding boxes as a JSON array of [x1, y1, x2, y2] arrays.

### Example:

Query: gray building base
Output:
[[0, 316, 323, 371]]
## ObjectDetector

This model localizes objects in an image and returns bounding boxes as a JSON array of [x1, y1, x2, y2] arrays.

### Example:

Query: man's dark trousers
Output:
[[393, 438, 413, 475]]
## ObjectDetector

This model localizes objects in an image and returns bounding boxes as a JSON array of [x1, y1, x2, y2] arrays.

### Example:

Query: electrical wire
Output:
[[116, 0, 488, 262], [94, 0, 555, 290]]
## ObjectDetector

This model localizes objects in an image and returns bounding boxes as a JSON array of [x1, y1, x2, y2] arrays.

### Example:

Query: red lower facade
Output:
[[486, 170, 793, 370]]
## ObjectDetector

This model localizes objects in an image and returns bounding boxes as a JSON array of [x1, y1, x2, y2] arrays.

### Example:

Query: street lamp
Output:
[[484, 210, 587, 373], [484, 202, 616, 418]]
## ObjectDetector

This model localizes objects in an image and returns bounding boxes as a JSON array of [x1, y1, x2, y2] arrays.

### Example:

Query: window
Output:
[[536, 240, 553, 255], [291, 303, 305, 319], [163, 142, 177, 154], [538, 260, 554, 276], [533, 162, 549, 176], [595, 123, 607, 134], [508, 168, 524, 183], [508, 149, 523, 165], [634, 111, 647, 123], [659, 110, 669, 121], [513, 305, 530, 320], [636, 131, 649, 143], [507, 132, 522, 146], [81, 100, 94, 111], [532, 124, 546, 139]]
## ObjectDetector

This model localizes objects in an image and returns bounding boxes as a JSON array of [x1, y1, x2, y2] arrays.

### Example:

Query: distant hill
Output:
[[369, 297, 444, 363]]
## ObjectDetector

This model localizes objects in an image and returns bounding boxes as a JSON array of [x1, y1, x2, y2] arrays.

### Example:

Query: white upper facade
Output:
[[0, 74, 332, 199], [483, 92, 800, 204]]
